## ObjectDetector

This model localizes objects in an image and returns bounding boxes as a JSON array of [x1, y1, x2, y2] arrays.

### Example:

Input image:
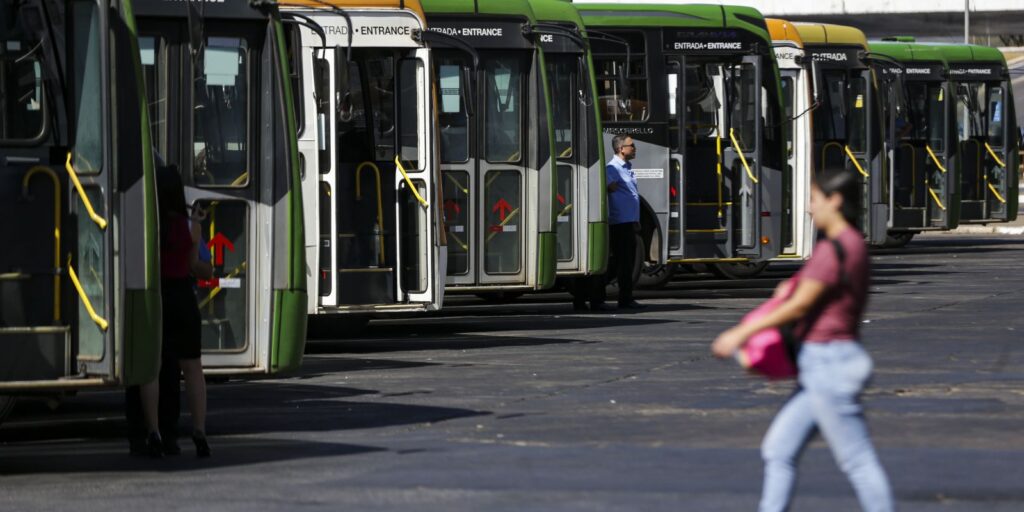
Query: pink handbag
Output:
[[735, 295, 798, 380]]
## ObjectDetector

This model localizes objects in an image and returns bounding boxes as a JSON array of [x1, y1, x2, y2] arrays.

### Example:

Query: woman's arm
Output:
[[711, 278, 828, 358]]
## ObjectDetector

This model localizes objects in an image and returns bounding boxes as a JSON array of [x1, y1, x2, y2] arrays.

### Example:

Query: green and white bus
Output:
[[1, 0, 160, 421], [135, 0, 308, 373], [937, 43, 1019, 225], [422, 0, 559, 295], [280, 0, 446, 318], [577, 3, 786, 283], [869, 39, 960, 242]]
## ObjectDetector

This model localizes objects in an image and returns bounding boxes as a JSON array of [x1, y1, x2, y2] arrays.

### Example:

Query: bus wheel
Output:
[[711, 261, 770, 280], [0, 396, 16, 427], [637, 263, 678, 289], [475, 291, 524, 304], [884, 232, 915, 248]]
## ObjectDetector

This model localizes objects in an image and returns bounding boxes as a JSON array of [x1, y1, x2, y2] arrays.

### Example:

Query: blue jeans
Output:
[[759, 342, 893, 512]]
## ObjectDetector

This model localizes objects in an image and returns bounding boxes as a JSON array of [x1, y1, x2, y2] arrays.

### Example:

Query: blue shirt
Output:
[[606, 155, 639, 225]]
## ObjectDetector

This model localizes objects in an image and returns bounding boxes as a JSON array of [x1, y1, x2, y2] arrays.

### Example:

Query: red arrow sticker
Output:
[[670, 186, 678, 198], [208, 232, 235, 266], [492, 198, 512, 221], [557, 193, 566, 205], [444, 199, 461, 216]]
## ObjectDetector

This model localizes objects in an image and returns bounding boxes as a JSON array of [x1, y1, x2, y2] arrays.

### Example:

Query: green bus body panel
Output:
[[528, 0, 610, 275], [120, 0, 161, 386], [588, 222, 608, 274], [537, 231, 557, 289], [271, 18, 308, 372], [575, 3, 772, 42], [270, 289, 307, 372], [420, 0, 537, 18]]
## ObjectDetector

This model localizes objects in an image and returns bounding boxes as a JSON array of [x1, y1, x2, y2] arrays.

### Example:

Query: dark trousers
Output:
[[125, 347, 181, 441], [573, 222, 638, 306]]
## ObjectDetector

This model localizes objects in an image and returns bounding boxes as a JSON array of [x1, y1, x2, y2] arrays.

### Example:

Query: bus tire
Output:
[[710, 261, 770, 280], [0, 396, 16, 427], [883, 232, 915, 248], [637, 263, 678, 289]]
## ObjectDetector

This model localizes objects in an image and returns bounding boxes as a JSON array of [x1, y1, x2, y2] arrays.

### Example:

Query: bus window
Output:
[[549, 58, 575, 159], [140, 36, 167, 156], [927, 85, 945, 152], [337, 60, 369, 163], [0, 39, 45, 141], [816, 70, 848, 144], [780, 76, 794, 158], [485, 56, 524, 163], [593, 32, 648, 122], [848, 76, 867, 153], [364, 54, 396, 161], [398, 58, 421, 168], [194, 37, 249, 187], [987, 86, 1004, 147], [729, 62, 757, 151], [72, 1, 105, 174], [437, 58, 468, 163], [685, 64, 722, 140]]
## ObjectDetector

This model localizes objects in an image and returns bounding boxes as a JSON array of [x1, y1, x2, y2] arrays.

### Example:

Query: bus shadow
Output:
[[0, 437, 385, 475], [308, 333, 598, 354], [0, 380, 488, 474], [343, 316, 681, 342]]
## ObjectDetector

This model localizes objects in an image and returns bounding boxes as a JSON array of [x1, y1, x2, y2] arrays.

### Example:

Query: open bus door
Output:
[[137, 0, 306, 374], [1, 0, 160, 401], [666, 53, 778, 262]]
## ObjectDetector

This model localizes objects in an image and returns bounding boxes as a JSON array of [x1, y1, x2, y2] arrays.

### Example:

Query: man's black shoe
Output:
[[618, 300, 645, 310], [590, 303, 617, 312]]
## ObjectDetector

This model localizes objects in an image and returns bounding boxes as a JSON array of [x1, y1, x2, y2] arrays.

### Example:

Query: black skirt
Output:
[[161, 278, 202, 360]]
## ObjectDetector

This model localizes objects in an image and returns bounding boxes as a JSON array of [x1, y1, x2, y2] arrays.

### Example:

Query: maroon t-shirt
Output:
[[794, 227, 870, 343], [161, 216, 194, 279]]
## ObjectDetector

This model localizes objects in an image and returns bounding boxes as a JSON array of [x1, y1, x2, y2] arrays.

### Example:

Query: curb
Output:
[[947, 225, 1024, 235]]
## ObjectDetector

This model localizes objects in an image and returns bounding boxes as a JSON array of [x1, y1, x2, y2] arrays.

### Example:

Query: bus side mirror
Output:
[[810, 59, 823, 106]]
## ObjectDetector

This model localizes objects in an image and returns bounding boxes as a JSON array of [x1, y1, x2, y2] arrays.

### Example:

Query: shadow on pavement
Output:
[[308, 333, 599, 353]]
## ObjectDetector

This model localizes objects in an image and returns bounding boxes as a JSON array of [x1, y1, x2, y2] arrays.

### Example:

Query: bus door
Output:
[[671, 55, 766, 260], [849, 67, 888, 244], [983, 84, 1013, 221], [141, 22, 272, 370], [548, 53, 583, 272], [893, 79, 956, 229], [2, 1, 118, 384], [310, 40, 437, 309]]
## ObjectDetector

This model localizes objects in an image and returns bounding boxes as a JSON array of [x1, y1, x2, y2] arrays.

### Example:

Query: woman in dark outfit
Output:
[[126, 164, 212, 458], [712, 168, 893, 512]]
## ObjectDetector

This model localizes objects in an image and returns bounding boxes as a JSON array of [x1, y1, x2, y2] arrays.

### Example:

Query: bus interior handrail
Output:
[[65, 152, 108, 230]]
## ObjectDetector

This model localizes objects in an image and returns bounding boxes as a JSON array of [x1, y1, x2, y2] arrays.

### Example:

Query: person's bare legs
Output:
[[140, 379, 161, 435], [179, 358, 206, 433]]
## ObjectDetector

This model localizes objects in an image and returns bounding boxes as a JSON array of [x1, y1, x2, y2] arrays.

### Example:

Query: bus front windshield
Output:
[[681, 60, 757, 151], [0, 26, 46, 141], [900, 81, 946, 151], [956, 80, 1006, 147], [814, 69, 868, 152], [336, 49, 422, 167]]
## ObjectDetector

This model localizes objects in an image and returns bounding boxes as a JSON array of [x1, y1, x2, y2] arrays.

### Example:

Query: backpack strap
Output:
[[830, 238, 848, 287]]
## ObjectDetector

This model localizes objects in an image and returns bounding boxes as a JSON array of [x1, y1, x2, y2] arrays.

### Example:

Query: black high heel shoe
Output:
[[146, 432, 164, 458], [192, 431, 211, 458]]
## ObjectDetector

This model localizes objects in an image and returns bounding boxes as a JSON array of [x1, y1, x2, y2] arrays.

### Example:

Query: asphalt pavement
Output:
[[1, 234, 1023, 511]]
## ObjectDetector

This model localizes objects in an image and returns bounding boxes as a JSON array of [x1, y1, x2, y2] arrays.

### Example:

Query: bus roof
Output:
[[867, 40, 949, 66], [766, 18, 804, 48], [926, 43, 1008, 67], [528, 0, 585, 32], [279, 0, 426, 19], [420, 0, 538, 20], [574, 3, 772, 44], [794, 22, 867, 49]]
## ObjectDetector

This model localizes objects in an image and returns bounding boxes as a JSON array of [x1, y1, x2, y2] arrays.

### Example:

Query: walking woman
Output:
[[711, 168, 893, 512]]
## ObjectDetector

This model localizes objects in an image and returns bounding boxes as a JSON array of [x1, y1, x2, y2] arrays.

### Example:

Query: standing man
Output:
[[573, 134, 644, 311]]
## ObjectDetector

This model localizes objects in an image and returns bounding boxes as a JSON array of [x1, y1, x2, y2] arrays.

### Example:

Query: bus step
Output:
[[0, 326, 71, 382]]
